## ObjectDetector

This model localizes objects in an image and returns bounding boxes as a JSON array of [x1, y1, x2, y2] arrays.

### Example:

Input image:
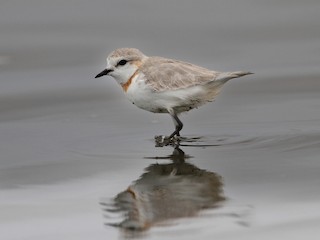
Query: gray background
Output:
[[1, 1, 320, 239]]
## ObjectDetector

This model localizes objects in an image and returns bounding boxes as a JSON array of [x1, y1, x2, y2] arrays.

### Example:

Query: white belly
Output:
[[125, 75, 210, 114], [126, 81, 171, 113]]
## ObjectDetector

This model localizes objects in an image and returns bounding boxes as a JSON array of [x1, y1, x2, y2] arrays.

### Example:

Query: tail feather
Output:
[[216, 71, 253, 82], [202, 71, 253, 102]]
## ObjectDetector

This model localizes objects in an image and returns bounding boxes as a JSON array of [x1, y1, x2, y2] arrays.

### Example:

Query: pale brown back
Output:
[[140, 57, 221, 92]]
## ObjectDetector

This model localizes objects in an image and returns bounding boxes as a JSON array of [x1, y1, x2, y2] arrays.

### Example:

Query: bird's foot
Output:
[[154, 135, 181, 147]]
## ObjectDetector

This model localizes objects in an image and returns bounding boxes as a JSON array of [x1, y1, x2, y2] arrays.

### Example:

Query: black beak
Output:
[[95, 69, 113, 78]]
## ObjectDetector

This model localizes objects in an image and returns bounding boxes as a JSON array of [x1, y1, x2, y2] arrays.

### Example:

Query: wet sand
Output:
[[1, 1, 320, 240]]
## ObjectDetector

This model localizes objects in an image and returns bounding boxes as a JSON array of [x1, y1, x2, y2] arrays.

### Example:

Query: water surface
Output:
[[1, 1, 320, 239]]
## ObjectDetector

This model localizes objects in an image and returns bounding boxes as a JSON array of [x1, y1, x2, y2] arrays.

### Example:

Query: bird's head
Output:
[[95, 48, 147, 85]]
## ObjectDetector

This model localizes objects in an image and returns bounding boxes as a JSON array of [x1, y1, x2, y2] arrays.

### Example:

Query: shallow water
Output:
[[1, 1, 320, 240]]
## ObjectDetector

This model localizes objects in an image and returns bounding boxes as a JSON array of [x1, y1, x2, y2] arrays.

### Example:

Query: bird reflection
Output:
[[101, 146, 225, 232]]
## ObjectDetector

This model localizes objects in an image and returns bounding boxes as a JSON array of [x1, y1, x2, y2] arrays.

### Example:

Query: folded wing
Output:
[[141, 57, 221, 92]]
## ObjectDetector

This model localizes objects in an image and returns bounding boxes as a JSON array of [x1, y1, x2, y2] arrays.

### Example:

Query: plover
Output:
[[95, 48, 252, 139]]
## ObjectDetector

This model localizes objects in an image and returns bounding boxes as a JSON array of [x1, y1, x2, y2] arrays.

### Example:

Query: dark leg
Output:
[[169, 113, 183, 139]]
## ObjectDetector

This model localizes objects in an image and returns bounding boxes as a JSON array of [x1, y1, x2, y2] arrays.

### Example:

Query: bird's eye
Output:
[[117, 59, 127, 66]]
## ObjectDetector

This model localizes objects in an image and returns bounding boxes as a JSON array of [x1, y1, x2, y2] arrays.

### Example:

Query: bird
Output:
[[95, 48, 252, 139]]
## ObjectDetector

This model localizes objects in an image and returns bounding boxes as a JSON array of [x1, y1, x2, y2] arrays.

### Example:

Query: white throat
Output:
[[107, 61, 140, 85]]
